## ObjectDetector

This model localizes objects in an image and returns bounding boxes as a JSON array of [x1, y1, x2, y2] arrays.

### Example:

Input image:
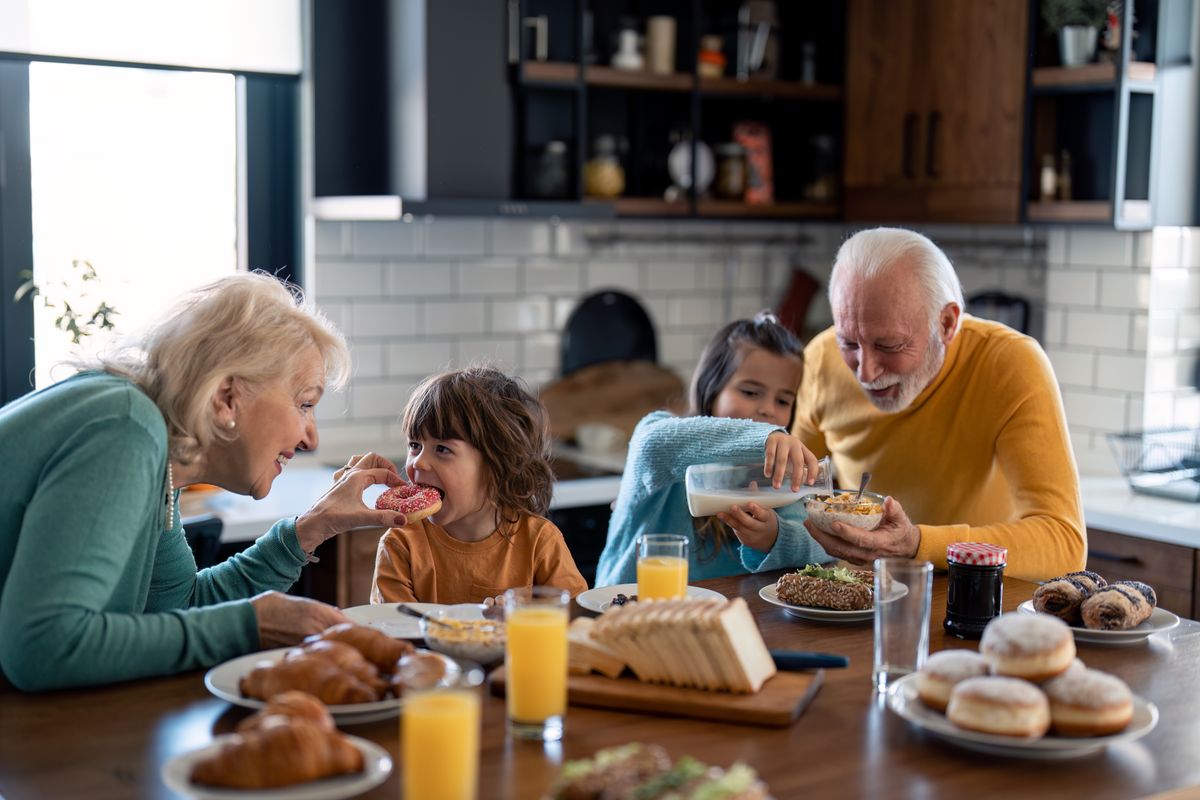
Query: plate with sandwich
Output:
[[759, 564, 905, 623], [543, 742, 770, 799]]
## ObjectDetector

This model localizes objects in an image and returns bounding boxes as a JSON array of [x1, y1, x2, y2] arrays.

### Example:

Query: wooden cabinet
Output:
[[1086, 527, 1195, 619], [844, 0, 1027, 223]]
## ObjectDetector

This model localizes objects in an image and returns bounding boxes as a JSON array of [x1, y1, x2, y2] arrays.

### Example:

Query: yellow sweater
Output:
[[792, 316, 1085, 581], [371, 514, 588, 604]]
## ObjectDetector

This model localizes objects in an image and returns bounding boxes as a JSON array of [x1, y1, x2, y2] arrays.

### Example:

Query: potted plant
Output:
[[1042, 0, 1113, 67], [13, 260, 119, 345]]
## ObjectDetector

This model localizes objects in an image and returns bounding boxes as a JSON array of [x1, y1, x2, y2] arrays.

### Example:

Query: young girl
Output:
[[371, 366, 588, 605], [595, 311, 827, 586]]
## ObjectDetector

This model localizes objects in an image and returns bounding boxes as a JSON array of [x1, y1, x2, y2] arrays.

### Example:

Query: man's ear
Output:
[[212, 376, 238, 426], [939, 302, 961, 345]]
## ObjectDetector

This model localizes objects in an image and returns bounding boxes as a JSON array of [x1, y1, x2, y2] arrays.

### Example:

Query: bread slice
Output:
[[567, 617, 626, 679]]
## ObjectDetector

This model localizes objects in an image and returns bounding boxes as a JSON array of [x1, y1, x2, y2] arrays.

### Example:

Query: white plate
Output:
[[1017, 600, 1181, 645], [576, 583, 726, 613], [205, 648, 418, 725], [758, 579, 907, 623], [161, 733, 391, 800], [342, 602, 446, 639], [886, 672, 1157, 759]]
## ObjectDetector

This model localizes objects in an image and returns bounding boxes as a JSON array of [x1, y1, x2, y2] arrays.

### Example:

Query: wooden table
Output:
[[3, 573, 1200, 799]]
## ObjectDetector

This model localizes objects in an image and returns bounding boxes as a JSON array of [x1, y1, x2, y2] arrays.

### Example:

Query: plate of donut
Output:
[[886, 672, 1158, 759], [1017, 601, 1180, 645]]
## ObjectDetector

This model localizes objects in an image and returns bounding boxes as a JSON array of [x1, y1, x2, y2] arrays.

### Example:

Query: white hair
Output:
[[830, 227, 965, 335]]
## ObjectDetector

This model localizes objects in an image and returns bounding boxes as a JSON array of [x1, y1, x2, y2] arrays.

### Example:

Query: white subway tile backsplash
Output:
[[1132, 232, 1153, 268], [660, 332, 697, 363], [1149, 267, 1200, 311], [386, 340, 454, 376], [1131, 313, 1148, 352], [352, 221, 424, 257], [668, 296, 724, 328], [314, 420, 389, 452], [1046, 347, 1095, 387], [1152, 227, 1185, 268], [1046, 227, 1068, 264], [352, 302, 420, 337], [1148, 355, 1195, 392], [1174, 392, 1200, 427], [731, 291, 772, 321], [1062, 389, 1128, 431], [1063, 309, 1131, 350], [1148, 314, 1177, 354], [314, 387, 351, 422], [1178, 312, 1200, 350], [314, 222, 346, 256], [1144, 391, 1175, 425], [315, 301, 349, 336], [524, 258, 584, 293], [383, 263, 453, 297], [1127, 395, 1144, 431], [426, 219, 487, 256], [454, 336, 520, 369], [316, 261, 385, 298], [1095, 353, 1146, 392], [553, 297, 578, 329], [1046, 269, 1099, 306], [1068, 228, 1134, 268], [422, 300, 486, 335], [552, 221, 588, 256], [490, 220, 553, 256], [645, 261, 703, 292], [522, 333, 560, 372], [352, 380, 418, 419], [1098, 272, 1151, 310], [348, 342, 386, 379], [490, 297, 551, 333], [733, 260, 767, 290], [455, 260, 520, 296], [585, 260, 642, 292]]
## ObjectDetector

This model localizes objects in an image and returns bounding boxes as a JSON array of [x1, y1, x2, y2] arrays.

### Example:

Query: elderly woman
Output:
[[0, 273, 407, 691]]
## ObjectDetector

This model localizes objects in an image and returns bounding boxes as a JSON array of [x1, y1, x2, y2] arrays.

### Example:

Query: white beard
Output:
[[860, 334, 946, 413]]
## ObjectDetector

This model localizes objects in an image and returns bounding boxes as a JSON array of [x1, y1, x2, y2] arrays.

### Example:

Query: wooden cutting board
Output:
[[488, 667, 823, 728]]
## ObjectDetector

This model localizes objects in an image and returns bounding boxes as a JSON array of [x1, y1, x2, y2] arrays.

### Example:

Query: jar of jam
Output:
[[944, 542, 1007, 640]]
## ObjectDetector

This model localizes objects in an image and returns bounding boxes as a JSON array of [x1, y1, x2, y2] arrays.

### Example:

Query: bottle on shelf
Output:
[[1057, 150, 1073, 201], [1040, 154, 1058, 202], [584, 135, 625, 199], [697, 35, 726, 78]]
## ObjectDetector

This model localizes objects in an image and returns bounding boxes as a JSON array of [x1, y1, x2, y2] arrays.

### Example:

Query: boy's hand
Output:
[[717, 503, 779, 553], [764, 432, 819, 491], [481, 594, 507, 620]]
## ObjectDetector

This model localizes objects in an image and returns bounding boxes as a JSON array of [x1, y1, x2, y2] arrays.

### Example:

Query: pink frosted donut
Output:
[[375, 483, 442, 522]]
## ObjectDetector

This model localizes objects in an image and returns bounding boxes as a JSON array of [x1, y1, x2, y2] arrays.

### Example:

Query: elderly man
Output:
[[793, 227, 1085, 581]]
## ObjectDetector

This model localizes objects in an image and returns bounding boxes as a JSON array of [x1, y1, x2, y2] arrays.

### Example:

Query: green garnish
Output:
[[796, 564, 863, 584]]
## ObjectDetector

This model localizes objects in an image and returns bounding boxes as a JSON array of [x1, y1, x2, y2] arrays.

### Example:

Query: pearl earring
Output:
[[227, 420, 236, 430]]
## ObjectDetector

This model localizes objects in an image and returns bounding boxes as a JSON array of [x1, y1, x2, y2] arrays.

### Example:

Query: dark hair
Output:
[[402, 365, 554, 525], [688, 311, 805, 425], [687, 311, 805, 561]]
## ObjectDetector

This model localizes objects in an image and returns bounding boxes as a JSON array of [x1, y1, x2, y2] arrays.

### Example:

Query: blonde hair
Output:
[[91, 272, 349, 464]]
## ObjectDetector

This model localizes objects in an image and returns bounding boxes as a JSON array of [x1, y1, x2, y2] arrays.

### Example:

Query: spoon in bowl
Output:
[[854, 471, 872, 503]]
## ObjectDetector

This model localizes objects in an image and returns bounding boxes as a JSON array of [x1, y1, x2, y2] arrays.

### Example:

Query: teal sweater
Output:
[[0, 373, 308, 691], [595, 411, 827, 587]]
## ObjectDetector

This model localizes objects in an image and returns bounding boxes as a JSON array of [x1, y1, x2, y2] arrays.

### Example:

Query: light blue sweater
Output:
[[595, 411, 827, 587]]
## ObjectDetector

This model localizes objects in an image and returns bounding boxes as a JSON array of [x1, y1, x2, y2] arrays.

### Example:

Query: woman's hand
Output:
[[718, 503, 779, 553], [295, 454, 407, 553], [764, 431, 820, 491], [250, 591, 350, 649], [802, 496, 921, 566]]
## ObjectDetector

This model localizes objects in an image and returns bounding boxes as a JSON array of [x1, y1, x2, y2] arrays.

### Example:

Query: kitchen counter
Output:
[[1079, 475, 1200, 546]]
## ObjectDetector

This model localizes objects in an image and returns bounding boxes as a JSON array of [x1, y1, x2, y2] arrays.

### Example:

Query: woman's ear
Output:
[[211, 376, 238, 427]]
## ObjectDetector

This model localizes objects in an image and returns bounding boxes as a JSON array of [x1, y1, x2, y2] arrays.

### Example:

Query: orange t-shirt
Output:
[[370, 514, 589, 604]]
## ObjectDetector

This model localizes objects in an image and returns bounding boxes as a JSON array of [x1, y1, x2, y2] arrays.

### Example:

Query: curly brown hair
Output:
[[402, 366, 554, 525]]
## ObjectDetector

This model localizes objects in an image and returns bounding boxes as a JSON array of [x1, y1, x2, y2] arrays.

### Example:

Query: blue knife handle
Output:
[[770, 649, 849, 670]]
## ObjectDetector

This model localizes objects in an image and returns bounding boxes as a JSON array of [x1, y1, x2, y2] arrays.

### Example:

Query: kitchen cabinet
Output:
[[1086, 527, 1195, 619], [844, 0, 1028, 223]]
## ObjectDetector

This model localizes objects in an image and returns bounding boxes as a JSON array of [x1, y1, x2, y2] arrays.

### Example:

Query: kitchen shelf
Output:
[[1031, 61, 1157, 91], [696, 200, 840, 219], [1026, 200, 1112, 223], [520, 61, 581, 86], [585, 66, 693, 93], [585, 197, 690, 217], [699, 77, 843, 102]]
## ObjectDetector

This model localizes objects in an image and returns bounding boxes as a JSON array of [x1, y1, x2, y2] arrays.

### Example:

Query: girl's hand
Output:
[[481, 594, 507, 620], [764, 431, 819, 492], [717, 503, 779, 553]]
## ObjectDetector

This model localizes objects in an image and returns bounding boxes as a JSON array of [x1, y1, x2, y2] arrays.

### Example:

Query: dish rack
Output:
[[1107, 429, 1200, 502]]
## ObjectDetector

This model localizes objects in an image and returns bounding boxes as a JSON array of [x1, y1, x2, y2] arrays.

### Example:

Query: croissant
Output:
[[286, 640, 388, 697], [307, 622, 414, 673], [239, 654, 380, 705], [1033, 570, 1107, 624], [236, 690, 334, 733], [191, 717, 364, 789], [1080, 581, 1157, 630]]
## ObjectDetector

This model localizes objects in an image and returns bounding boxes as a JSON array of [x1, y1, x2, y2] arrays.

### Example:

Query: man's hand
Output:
[[717, 503, 779, 553], [803, 496, 921, 566]]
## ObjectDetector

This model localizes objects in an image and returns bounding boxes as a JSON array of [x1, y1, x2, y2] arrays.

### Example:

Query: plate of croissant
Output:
[[205, 622, 459, 724], [1023, 570, 1181, 645], [162, 691, 392, 799]]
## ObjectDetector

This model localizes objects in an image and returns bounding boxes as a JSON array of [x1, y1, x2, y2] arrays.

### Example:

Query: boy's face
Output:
[[406, 432, 495, 538], [711, 347, 802, 428]]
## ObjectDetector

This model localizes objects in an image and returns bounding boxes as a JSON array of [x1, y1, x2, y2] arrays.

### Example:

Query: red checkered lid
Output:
[[946, 542, 1008, 566]]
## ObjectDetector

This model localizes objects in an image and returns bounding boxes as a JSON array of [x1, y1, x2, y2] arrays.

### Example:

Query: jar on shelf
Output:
[[714, 142, 746, 200], [584, 135, 625, 199], [530, 140, 569, 200], [697, 35, 726, 78]]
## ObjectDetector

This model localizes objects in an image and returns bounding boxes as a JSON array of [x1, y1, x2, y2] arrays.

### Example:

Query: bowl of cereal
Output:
[[420, 604, 506, 666], [805, 491, 886, 535]]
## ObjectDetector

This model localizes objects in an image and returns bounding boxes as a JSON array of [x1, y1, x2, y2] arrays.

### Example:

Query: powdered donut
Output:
[[1043, 667, 1133, 737], [980, 613, 1075, 683], [375, 483, 442, 522], [946, 676, 1051, 738], [917, 650, 990, 712]]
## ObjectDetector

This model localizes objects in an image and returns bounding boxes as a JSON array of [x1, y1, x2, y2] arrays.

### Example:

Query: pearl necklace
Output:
[[165, 461, 175, 531]]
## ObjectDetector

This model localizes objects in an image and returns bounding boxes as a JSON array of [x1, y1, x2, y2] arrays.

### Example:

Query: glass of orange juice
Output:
[[401, 658, 484, 800], [637, 533, 689, 600], [503, 585, 570, 741]]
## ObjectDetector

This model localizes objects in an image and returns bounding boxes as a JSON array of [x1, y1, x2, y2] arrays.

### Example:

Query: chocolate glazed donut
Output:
[[1080, 581, 1157, 630]]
